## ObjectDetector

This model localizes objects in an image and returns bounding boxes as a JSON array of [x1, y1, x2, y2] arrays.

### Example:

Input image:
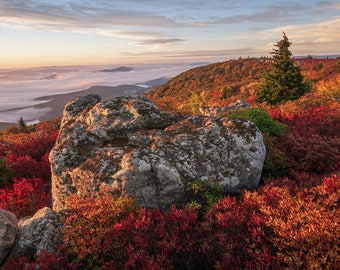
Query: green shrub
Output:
[[261, 134, 288, 183], [229, 108, 285, 136], [187, 179, 225, 211], [0, 157, 13, 186]]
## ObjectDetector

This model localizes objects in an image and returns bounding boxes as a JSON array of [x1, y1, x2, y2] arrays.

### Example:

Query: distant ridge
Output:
[[98, 66, 133, 73], [295, 54, 340, 59], [139, 76, 170, 87]]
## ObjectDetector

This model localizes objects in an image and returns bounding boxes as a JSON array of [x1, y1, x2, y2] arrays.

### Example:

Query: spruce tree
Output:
[[18, 117, 28, 133], [256, 32, 309, 105]]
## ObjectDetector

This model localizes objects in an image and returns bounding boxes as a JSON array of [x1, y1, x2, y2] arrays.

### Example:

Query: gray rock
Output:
[[199, 106, 222, 117], [9, 207, 63, 260], [0, 209, 18, 265], [50, 95, 266, 211], [223, 99, 250, 111], [199, 99, 250, 117]]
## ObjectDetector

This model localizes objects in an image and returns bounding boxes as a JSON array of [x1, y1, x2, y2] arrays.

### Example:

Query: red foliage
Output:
[[1, 131, 58, 161], [63, 191, 216, 269], [280, 133, 340, 174], [2, 250, 73, 270], [252, 176, 340, 269], [286, 105, 339, 137], [269, 102, 340, 176], [0, 177, 51, 218], [123, 207, 210, 270], [5, 153, 51, 180], [322, 173, 340, 194], [206, 196, 276, 269], [2, 173, 339, 269], [212, 91, 221, 98], [270, 103, 340, 137]]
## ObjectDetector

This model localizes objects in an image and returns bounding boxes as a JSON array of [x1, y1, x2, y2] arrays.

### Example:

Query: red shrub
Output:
[[124, 206, 211, 270], [6, 153, 51, 181], [64, 191, 216, 270], [0, 177, 51, 218], [63, 190, 277, 269], [4, 173, 338, 269], [2, 250, 73, 270], [322, 173, 340, 194], [269, 103, 340, 177], [270, 103, 340, 138], [280, 133, 340, 174], [63, 191, 138, 269], [2, 131, 58, 161], [286, 105, 340, 137], [253, 176, 340, 269], [206, 196, 276, 269]]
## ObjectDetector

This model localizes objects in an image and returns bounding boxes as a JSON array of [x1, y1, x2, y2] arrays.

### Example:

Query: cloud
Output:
[[95, 30, 165, 39], [205, 2, 309, 25], [0, 0, 183, 32], [0, 0, 330, 32], [199, 1, 340, 26], [138, 38, 186, 45], [231, 17, 340, 55], [1, 0, 338, 33], [262, 17, 340, 42], [121, 47, 259, 60]]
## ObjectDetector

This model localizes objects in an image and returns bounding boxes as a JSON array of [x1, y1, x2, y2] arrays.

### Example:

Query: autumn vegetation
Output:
[[0, 35, 339, 269]]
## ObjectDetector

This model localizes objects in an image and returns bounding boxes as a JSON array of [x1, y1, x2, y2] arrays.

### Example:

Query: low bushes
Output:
[[5, 173, 336, 269], [0, 177, 51, 218]]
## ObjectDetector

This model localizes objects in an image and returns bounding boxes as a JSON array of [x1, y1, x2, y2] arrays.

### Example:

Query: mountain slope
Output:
[[146, 57, 339, 114]]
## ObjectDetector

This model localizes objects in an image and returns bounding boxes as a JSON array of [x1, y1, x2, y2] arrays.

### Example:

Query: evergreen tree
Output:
[[256, 33, 310, 105], [18, 117, 28, 133]]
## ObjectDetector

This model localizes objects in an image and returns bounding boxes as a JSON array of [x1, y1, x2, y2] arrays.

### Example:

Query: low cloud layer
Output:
[[0, 63, 195, 121]]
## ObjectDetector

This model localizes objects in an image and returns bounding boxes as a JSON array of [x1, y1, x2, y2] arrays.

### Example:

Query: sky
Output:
[[0, 0, 339, 69]]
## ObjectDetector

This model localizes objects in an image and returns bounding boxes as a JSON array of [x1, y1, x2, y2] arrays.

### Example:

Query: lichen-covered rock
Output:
[[50, 95, 266, 211], [199, 99, 250, 117], [223, 99, 250, 111], [199, 106, 222, 117], [0, 209, 17, 265], [9, 207, 63, 260]]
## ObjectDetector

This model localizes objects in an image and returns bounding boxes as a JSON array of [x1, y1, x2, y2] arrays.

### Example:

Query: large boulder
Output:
[[50, 95, 266, 211], [9, 207, 63, 260], [0, 209, 18, 265]]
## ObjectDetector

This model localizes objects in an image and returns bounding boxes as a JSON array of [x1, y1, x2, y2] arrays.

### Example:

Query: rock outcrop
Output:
[[50, 95, 266, 211], [199, 106, 222, 117], [0, 209, 18, 265], [200, 99, 250, 117], [0, 207, 63, 266], [9, 207, 63, 260], [223, 99, 250, 111]]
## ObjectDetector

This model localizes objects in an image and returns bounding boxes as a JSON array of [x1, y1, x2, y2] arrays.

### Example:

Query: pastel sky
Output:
[[0, 0, 339, 68]]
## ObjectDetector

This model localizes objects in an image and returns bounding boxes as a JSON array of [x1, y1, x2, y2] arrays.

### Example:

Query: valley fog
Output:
[[0, 63, 200, 124]]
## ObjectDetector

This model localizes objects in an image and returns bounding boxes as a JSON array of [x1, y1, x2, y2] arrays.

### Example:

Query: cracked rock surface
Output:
[[50, 95, 266, 211]]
